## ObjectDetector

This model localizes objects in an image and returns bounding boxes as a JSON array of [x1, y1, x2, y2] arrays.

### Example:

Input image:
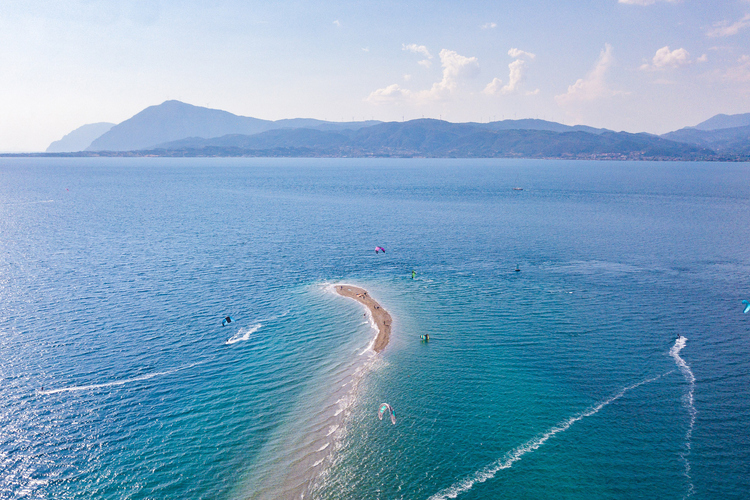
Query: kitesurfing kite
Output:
[[375, 246, 386, 254], [411, 270, 416, 279], [378, 403, 396, 425], [222, 316, 234, 326], [743, 300, 750, 314]]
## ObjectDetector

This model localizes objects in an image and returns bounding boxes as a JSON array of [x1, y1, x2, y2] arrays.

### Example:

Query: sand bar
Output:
[[335, 285, 391, 353]]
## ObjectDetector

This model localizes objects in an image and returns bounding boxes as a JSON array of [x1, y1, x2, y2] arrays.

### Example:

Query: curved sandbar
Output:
[[335, 285, 391, 353]]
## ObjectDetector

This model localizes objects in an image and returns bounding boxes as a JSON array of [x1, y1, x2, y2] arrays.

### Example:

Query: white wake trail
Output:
[[670, 336, 696, 498], [226, 323, 262, 344], [428, 372, 669, 500], [38, 362, 201, 395]]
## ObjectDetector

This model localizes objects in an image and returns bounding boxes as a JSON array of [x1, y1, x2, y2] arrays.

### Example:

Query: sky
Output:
[[2, 0, 750, 151]]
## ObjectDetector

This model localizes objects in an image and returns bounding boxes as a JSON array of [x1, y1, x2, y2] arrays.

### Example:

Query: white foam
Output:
[[38, 362, 201, 395], [226, 323, 262, 345], [326, 425, 339, 437], [670, 337, 696, 498], [316, 443, 330, 452], [428, 372, 669, 500], [358, 308, 377, 355], [312, 458, 324, 468]]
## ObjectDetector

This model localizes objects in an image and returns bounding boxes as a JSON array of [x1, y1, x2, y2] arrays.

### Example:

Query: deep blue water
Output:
[[1, 158, 749, 499]]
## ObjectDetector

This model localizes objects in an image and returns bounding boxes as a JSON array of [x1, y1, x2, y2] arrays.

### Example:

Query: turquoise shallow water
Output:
[[0, 158, 749, 499]]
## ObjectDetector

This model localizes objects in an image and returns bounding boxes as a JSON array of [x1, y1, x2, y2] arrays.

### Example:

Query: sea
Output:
[[1, 157, 748, 500]]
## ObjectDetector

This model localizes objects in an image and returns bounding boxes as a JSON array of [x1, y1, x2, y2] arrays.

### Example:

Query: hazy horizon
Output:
[[2, 0, 750, 152]]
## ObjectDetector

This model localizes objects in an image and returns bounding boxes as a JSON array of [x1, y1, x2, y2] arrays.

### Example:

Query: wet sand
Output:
[[335, 285, 391, 353]]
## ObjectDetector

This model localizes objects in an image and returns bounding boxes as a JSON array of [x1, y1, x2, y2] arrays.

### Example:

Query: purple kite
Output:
[[375, 246, 386, 254]]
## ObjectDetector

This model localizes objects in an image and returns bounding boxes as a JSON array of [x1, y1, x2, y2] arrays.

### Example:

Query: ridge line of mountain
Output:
[[33, 100, 750, 160]]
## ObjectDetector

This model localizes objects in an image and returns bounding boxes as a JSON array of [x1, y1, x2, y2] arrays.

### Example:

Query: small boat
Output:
[[513, 187, 523, 191]]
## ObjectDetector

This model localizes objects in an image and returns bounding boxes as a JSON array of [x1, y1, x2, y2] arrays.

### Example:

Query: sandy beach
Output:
[[335, 285, 391, 353]]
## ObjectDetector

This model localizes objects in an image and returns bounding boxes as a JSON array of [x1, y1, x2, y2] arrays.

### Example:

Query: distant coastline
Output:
[[2, 150, 747, 161]]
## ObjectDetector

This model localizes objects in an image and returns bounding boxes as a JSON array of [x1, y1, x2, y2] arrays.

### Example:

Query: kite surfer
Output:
[[222, 316, 233, 326]]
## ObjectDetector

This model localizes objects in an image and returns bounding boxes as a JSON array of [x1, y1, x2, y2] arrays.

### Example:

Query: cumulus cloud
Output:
[[707, 13, 750, 37], [403, 43, 433, 68], [640, 46, 692, 70], [423, 49, 480, 97], [402, 43, 432, 59], [366, 83, 413, 103], [484, 48, 537, 95], [652, 46, 690, 67], [481, 22, 497, 29], [483, 77, 504, 95], [508, 48, 535, 60], [503, 59, 529, 93], [555, 44, 626, 105], [367, 48, 480, 103]]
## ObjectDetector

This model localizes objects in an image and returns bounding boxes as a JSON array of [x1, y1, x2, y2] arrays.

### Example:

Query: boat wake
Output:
[[38, 362, 201, 395], [670, 336, 696, 498], [226, 323, 262, 345], [428, 372, 669, 500]]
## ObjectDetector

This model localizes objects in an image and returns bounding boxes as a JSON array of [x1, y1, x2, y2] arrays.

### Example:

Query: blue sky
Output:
[[2, 0, 750, 151]]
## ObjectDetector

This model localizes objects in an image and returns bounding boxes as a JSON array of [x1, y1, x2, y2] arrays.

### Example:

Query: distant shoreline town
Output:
[[5, 101, 749, 161]]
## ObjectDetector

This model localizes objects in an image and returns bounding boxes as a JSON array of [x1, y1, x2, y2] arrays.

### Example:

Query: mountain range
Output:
[[35, 100, 750, 160]]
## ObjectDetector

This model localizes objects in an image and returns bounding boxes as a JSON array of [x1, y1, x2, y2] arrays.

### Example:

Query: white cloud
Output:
[[697, 54, 708, 63], [333, 19, 341, 27], [484, 48, 537, 95], [483, 77, 503, 95], [366, 83, 413, 103], [508, 48, 535, 60], [403, 43, 433, 68], [652, 46, 690, 67], [502, 59, 528, 93], [367, 48, 480, 103], [618, 0, 677, 4], [707, 13, 750, 37], [555, 44, 626, 105], [422, 49, 480, 97], [402, 43, 432, 59], [403, 74, 412, 81], [640, 46, 692, 70], [481, 22, 497, 29], [362, 47, 369, 52]]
